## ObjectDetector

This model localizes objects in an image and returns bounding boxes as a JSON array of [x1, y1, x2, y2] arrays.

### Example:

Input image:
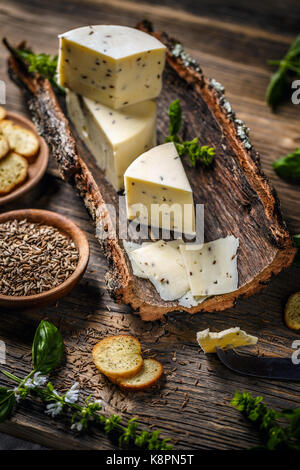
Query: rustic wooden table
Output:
[[0, 0, 299, 450]]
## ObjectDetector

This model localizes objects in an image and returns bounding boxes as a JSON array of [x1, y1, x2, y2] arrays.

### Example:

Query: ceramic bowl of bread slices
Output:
[[0, 106, 49, 205]]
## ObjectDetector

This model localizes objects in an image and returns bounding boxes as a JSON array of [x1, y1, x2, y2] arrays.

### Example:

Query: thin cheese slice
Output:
[[58, 25, 166, 109], [196, 327, 258, 353], [180, 236, 239, 296], [178, 290, 208, 308], [128, 241, 189, 301], [123, 239, 186, 283], [124, 142, 195, 235], [66, 90, 156, 191]]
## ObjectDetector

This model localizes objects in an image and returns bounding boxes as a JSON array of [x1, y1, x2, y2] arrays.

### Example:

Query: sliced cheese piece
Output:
[[178, 290, 208, 308], [66, 90, 157, 191], [58, 25, 166, 109], [124, 142, 195, 235], [180, 235, 239, 296], [128, 241, 189, 301], [196, 327, 258, 353], [123, 239, 186, 282]]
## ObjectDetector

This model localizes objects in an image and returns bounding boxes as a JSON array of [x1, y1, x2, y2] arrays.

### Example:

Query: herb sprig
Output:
[[165, 99, 215, 167], [14, 47, 64, 93], [231, 391, 300, 450], [0, 320, 172, 450], [266, 34, 300, 109]]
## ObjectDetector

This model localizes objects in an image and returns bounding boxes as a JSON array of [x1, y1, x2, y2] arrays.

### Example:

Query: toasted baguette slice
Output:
[[0, 152, 28, 195], [284, 292, 300, 330], [0, 120, 39, 159], [92, 335, 143, 379], [114, 359, 163, 391], [0, 106, 6, 120], [0, 135, 9, 160]]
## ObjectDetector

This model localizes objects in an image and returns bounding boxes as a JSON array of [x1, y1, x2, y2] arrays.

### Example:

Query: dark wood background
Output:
[[0, 0, 299, 450]]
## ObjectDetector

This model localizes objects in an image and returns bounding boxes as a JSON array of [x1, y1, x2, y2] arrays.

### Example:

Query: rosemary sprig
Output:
[[165, 99, 215, 167], [0, 320, 172, 450], [231, 391, 300, 450]]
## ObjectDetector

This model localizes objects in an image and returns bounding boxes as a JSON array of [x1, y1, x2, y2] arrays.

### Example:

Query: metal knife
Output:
[[216, 347, 300, 381]]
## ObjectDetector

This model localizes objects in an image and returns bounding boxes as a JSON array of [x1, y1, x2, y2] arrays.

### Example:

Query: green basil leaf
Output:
[[168, 99, 182, 136], [272, 149, 300, 182], [266, 69, 287, 109], [32, 320, 64, 374], [0, 388, 15, 423]]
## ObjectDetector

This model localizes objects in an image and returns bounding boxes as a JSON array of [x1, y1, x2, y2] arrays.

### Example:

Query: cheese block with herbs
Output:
[[124, 142, 195, 234], [196, 327, 258, 353], [180, 236, 239, 296], [66, 90, 157, 191], [58, 25, 166, 109]]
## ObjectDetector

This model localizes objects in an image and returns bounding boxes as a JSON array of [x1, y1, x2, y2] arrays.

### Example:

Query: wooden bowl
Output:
[[0, 112, 49, 206], [0, 209, 90, 309]]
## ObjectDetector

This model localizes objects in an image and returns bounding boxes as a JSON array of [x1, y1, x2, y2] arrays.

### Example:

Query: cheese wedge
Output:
[[124, 142, 195, 235], [180, 236, 239, 296], [58, 25, 166, 109], [127, 240, 189, 301], [196, 327, 258, 353], [66, 90, 157, 191]]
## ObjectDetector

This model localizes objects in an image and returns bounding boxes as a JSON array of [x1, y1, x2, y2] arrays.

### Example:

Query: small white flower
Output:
[[93, 399, 102, 407], [32, 372, 47, 387], [45, 401, 62, 417], [71, 421, 83, 432], [24, 379, 35, 389], [13, 387, 21, 402], [65, 382, 80, 404]]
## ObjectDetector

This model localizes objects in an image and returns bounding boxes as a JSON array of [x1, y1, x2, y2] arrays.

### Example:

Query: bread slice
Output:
[[0, 151, 28, 195], [92, 335, 143, 379], [0, 135, 9, 160], [284, 292, 300, 330], [114, 359, 163, 391], [0, 106, 6, 120], [0, 120, 39, 159]]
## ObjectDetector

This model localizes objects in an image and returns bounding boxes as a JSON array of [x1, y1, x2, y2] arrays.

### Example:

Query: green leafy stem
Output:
[[4, 40, 65, 94], [0, 320, 172, 450], [165, 99, 215, 167], [231, 391, 300, 450]]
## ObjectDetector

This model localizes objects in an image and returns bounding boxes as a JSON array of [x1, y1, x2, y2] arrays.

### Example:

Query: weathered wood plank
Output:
[[0, 0, 299, 450]]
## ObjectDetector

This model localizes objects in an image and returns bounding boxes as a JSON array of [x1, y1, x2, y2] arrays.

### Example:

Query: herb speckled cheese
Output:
[[196, 327, 258, 353], [66, 90, 157, 191], [125, 240, 189, 301], [58, 25, 166, 109], [124, 142, 195, 235], [180, 236, 239, 296], [178, 290, 208, 308]]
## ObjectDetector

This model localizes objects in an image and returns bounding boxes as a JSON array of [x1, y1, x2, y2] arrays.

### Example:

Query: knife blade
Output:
[[216, 347, 300, 381]]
